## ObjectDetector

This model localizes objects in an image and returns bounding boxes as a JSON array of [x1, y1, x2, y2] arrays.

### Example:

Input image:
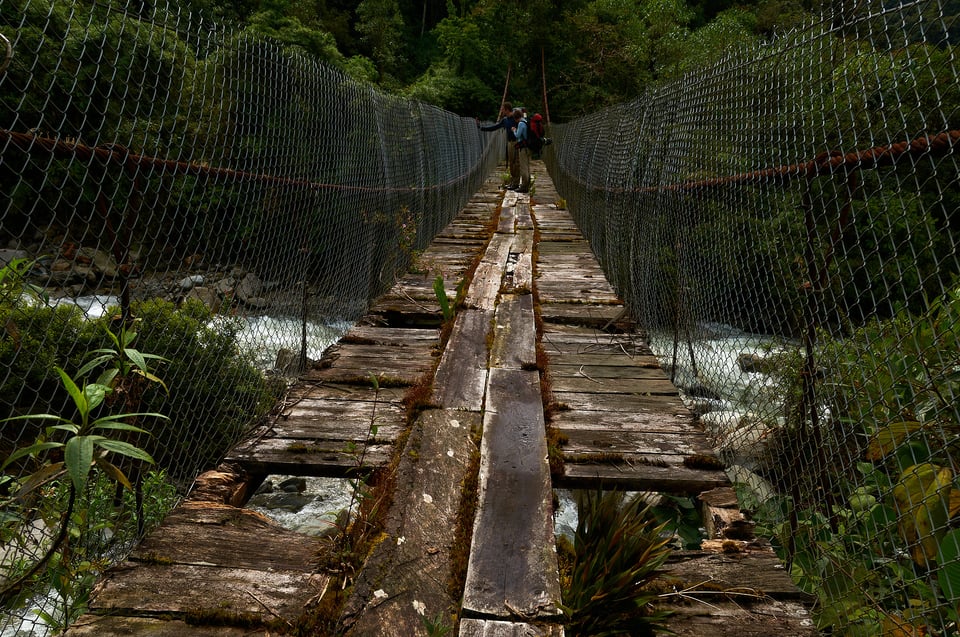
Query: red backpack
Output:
[[527, 113, 545, 155]]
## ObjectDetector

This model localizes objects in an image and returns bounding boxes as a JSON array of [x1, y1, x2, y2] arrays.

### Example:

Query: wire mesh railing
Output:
[[0, 1, 498, 632], [546, 2, 959, 634]]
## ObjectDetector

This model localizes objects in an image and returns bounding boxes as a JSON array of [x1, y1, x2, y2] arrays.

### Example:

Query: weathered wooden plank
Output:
[[510, 251, 534, 292], [538, 302, 625, 327], [511, 229, 534, 254], [367, 297, 444, 327], [311, 349, 435, 384], [466, 260, 503, 311], [661, 549, 814, 600], [549, 363, 669, 380], [286, 383, 406, 404], [226, 438, 394, 476], [459, 619, 565, 636], [557, 461, 728, 493], [549, 374, 680, 395], [463, 368, 561, 621], [86, 562, 328, 619], [432, 309, 495, 411], [273, 399, 404, 432], [543, 352, 660, 367], [557, 428, 713, 457], [550, 390, 691, 413], [542, 335, 653, 357], [498, 206, 516, 233], [341, 326, 439, 346], [537, 289, 621, 306], [318, 341, 437, 362], [341, 410, 482, 637], [389, 277, 459, 300], [66, 616, 257, 636], [490, 294, 537, 370], [659, 599, 817, 636], [307, 364, 426, 386], [131, 503, 322, 572], [550, 409, 697, 433], [536, 240, 591, 254]]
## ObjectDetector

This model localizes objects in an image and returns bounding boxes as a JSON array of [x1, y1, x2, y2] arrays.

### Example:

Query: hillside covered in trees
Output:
[[176, 0, 834, 120]]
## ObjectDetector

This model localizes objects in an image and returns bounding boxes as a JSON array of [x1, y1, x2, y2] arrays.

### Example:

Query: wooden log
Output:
[[432, 308, 495, 410], [537, 302, 625, 327], [131, 503, 321, 572], [341, 410, 482, 637], [226, 438, 394, 477], [459, 618, 565, 636], [66, 616, 256, 636], [462, 368, 561, 621], [557, 461, 728, 494], [489, 294, 537, 370]]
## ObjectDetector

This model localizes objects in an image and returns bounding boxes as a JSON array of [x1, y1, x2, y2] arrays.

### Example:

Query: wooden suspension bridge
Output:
[[64, 163, 816, 636]]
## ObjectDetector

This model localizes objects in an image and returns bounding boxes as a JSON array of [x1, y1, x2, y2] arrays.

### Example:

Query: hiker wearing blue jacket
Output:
[[514, 112, 531, 193], [479, 102, 520, 190]]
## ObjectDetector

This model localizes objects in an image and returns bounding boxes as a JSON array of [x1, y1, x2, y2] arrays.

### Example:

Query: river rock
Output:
[[0, 248, 29, 267], [76, 247, 120, 278], [278, 477, 307, 493], [179, 274, 204, 290], [235, 272, 263, 302], [186, 286, 221, 312]]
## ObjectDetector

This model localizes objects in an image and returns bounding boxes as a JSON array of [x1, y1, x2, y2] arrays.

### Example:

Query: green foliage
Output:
[[356, 0, 405, 84], [127, 298, 280, 481], [433, 274, 454, 322], [1, 293, 278, 483], [0, 330, 170, 618], [2, 366, 162, 493], [244, 6, 345, 63], [559, 490, 673, 636], [651, 494, 704, 550], [750, 287, 960, 634]]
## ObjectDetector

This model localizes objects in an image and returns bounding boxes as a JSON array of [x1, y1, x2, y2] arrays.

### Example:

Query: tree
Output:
[[356, 0, 406, 84]]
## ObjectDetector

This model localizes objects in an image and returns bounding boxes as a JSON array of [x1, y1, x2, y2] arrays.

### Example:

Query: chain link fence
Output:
[[0, 1, 498, 632], [547, 1, 959, 634]]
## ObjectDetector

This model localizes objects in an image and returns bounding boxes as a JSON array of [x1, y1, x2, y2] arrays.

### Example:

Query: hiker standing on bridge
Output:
[[478, 102, 521, 190], [513, 109, 531, 193]]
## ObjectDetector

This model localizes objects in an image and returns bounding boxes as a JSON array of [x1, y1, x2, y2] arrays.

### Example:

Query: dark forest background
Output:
[[179, 0, 842, 119]]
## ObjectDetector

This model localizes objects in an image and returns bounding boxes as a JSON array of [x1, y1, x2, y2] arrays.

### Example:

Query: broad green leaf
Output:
[[91, 420, 152, 434], [64, 435, 98, 491], [84, 383, 110, 411], [76, 354, 115, 378], [132, 368, 168, 392], [104, 327, 121, 349], [94, 439, 155, 464], [125, 347, 148, 372], [1, 413, 67, 424], [47, 423, 80, 434], [937, 529, 960, 601], [56, 367, 86, 414], [2, 441, 64, 468], [95, 413, 168, 426], [96, 368, 119, 387]]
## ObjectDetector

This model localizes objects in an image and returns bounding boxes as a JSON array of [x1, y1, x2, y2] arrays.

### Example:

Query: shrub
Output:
[[559, 490, 672, 636]]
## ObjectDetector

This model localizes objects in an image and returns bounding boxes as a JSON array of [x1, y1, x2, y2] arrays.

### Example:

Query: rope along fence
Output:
[[547, 2, 959, 634], [0, 1, 498, 631]]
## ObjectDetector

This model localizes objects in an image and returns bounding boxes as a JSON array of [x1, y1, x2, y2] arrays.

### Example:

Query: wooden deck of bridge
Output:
[[66, 164, 815, 636]]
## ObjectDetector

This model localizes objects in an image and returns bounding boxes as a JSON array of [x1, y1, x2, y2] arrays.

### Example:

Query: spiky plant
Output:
[[560, 490, 673, 636]]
